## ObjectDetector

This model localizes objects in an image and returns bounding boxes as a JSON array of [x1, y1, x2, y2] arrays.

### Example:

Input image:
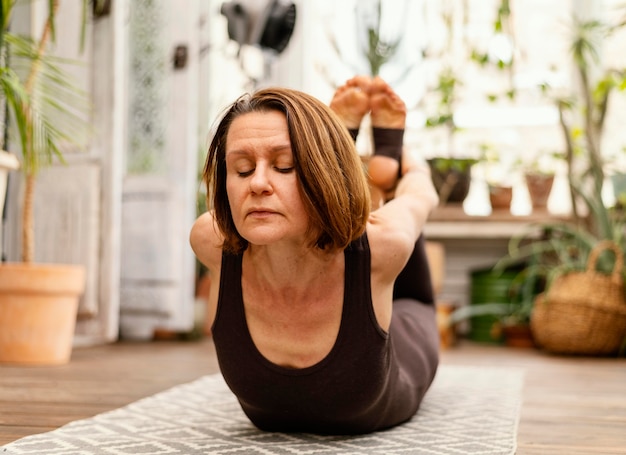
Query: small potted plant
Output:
[[0, 0, 91, 365], [445, 260, 538, 347], [521, 150, 563, 212], [479, 143, 516, 212], [424, 65, 477, 205], [420, 1, 479, 206]]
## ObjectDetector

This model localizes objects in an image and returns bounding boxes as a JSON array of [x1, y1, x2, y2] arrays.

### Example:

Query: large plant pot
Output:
[[0, 263, 85, 365], [469, 267, 520, 343], [427, 158, 475, 204]]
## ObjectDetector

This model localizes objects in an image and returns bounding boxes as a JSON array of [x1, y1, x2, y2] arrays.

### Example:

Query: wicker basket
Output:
[[531, 240, 626, 355]]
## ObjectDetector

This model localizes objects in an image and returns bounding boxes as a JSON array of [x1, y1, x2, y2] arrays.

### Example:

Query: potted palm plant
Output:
[[0, 0, 91, 365]]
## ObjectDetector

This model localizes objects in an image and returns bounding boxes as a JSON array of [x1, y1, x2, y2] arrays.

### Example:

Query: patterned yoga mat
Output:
[[1, 366, 524, 455]]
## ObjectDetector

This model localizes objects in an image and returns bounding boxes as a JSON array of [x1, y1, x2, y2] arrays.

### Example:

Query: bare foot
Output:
[[369, 76, 406, 129], [329, 75, 372, 129]]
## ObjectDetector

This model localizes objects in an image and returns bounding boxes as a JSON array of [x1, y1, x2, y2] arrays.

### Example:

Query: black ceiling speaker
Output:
[[221, 0, 296, 55], [251, 0, 297, 54]]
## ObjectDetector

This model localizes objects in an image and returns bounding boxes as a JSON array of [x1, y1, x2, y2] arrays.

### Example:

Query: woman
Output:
[[190, 76, 440, 435]]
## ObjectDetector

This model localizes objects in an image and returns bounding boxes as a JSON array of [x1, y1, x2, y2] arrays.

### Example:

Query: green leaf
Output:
[[2, 23, 89, 176]]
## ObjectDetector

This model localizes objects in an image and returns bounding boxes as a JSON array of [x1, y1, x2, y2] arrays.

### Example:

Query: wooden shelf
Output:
[[424, 204, 567, 239]]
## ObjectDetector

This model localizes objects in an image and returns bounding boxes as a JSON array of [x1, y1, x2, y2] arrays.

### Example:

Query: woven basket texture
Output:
[[531, 241, 626, 355]]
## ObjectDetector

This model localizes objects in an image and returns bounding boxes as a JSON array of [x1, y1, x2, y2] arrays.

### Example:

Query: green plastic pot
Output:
[[469, 267, 520, 343]]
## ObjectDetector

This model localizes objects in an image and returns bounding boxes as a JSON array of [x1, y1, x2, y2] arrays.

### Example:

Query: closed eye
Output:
[[275, 166, 294, 174], [237, 169, 254, 177]]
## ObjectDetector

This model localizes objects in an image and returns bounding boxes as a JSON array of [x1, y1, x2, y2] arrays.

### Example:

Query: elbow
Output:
[[425, 182, 439, 212], [397, 172, 439, 214]]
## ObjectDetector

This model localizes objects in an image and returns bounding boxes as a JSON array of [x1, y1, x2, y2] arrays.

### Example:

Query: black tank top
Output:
[[212, 233, 434, 434]]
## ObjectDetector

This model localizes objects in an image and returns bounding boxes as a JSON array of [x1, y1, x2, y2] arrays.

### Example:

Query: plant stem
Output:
[[25, 3, 57, 92], [21, 174, 35, 262], [20, 0, 58, 263], [557, 100, 581, 225]]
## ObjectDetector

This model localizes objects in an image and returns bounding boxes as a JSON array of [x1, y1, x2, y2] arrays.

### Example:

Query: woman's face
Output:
[[225, 110, 311, 248]]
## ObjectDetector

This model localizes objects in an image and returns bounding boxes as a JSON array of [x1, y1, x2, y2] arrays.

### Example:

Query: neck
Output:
[[244, 244, 341, 293]]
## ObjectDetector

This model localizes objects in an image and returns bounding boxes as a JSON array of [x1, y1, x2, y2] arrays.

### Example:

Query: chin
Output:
[[238, 229, 282, 246]]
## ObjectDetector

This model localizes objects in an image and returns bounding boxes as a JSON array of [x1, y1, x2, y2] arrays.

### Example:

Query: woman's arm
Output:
[[391, 161, 439, 236], [367, 157, 438, 290], [370, 158, 438, 244]]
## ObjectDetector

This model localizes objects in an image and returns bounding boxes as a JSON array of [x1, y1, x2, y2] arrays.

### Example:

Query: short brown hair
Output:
[[203, 87, 371, 254]]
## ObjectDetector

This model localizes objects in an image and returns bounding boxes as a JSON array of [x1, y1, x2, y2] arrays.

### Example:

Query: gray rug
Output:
[[1, 366, 524, 455]]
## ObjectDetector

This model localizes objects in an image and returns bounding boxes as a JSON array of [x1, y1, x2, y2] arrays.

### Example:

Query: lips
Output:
[[246, 208, 277, 218]]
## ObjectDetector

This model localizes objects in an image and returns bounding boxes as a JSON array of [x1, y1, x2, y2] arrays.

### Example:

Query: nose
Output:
[[249, 165, 273, 195]]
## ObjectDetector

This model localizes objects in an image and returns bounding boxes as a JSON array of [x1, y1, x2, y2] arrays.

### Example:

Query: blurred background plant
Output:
[[469, 0, 517, 102]]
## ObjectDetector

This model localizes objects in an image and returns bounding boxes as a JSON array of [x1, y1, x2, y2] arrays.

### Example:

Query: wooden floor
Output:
[[1, 338, 625, 454]]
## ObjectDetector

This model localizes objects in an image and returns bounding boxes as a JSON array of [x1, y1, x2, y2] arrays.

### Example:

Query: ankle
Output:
[[372, 127, 404, 162]]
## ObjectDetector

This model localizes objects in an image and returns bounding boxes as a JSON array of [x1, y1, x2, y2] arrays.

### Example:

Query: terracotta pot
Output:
[[502, 323, 535, 348], [0, 263, 85, 365], [525, 173, 554, 210], [489, 185, 513, 211]]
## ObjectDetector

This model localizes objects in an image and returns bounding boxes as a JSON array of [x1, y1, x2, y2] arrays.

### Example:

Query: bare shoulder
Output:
[[189, 211, 223, 272], [190, 211, 223, 329]]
